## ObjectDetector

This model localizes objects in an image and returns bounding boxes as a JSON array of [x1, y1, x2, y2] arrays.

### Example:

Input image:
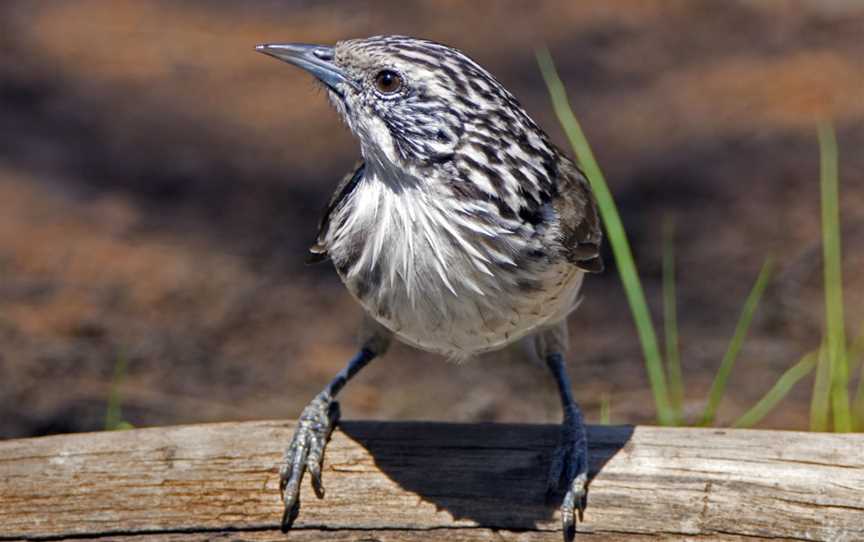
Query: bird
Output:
[[256, 35, 603, 542]]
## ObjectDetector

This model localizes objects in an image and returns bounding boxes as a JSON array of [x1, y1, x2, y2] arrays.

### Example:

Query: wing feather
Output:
[[552, 157, 604, 273], [306, 161, 365, 264]]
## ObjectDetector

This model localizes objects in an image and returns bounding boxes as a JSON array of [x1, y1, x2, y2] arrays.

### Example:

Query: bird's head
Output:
[[256, 35, 528, 174]]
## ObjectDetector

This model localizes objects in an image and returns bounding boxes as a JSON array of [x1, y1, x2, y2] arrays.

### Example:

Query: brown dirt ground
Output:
[[1, 0, 863, 438]]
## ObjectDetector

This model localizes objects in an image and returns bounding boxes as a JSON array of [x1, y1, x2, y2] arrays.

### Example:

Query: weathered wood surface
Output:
[[1, 421, 862, 541]]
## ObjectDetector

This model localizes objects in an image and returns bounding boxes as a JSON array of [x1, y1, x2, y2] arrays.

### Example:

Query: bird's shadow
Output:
[[339, 421, 634, 530]]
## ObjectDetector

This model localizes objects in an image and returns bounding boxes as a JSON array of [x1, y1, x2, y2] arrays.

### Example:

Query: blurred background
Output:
[[1, 0, 862, 439]]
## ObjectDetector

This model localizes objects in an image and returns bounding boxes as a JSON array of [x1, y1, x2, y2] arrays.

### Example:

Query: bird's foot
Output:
[[279, 391, 340, 532], [547, 420, 589, 542]]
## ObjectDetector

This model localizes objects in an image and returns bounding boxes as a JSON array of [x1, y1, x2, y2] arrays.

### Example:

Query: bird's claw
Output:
[[279, 391, 340, 532], [561, 471, 588, 541], [547, 425, 589, 542]]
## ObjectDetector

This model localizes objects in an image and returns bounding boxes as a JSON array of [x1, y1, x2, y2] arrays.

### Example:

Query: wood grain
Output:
[[1, 420, 862, 541]]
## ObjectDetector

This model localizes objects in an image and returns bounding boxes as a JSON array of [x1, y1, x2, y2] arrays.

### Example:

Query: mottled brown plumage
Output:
[[554, 159, 604, 273]]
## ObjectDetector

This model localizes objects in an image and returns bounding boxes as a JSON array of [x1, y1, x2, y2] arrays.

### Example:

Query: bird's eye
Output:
[[374, 70, 403, 94]]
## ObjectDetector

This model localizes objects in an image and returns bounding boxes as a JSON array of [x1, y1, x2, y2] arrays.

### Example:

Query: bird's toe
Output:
[[279, 393, 340, 531]]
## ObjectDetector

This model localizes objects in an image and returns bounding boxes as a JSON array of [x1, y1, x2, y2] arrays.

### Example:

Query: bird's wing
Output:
[[306, 161, 365, 264], [552, 157, 604, 273]]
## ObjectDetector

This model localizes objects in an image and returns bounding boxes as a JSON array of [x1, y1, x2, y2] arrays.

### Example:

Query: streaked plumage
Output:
[[256, 35, 603, 541], [308, 36, 602, 360]]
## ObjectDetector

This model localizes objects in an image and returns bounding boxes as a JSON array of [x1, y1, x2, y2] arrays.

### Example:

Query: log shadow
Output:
[[340, 421, 634, 530]]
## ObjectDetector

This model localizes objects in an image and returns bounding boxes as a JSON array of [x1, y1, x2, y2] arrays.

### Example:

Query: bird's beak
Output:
[[255, 43, 355, 93]]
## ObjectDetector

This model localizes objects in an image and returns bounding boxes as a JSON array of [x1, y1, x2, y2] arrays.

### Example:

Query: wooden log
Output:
[[0, 420, 862, 541]]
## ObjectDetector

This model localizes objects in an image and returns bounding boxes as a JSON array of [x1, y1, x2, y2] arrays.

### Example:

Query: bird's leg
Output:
[[545, 351, 589, 542], [279, 347, 376, 531], [279, 315, 391, 531]]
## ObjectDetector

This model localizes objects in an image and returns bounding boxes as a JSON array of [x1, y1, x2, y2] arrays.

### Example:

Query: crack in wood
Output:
[[1, 421, 862, 541]]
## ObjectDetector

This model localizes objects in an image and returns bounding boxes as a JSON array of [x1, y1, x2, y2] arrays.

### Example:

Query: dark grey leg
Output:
[[279, 347, 376, 531], [545, 352, 589, 542]]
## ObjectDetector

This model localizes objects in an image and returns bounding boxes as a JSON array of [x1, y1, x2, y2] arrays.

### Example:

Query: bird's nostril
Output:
[[312, 47, 334, 61]]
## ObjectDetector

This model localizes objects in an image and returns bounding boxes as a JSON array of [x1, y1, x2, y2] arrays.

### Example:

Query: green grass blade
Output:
[[810, 343, 831, 431], [663, 217, 684, 422], [733, 351, 818, 428], [105, 352, 131, 431], [700, 258, 774, 426], [850, 325, 864, 430], [537, 48, 674, 426], [818, 123, 851, 432], [850, 325, 864, 367], [600, 392, 611, 425]]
